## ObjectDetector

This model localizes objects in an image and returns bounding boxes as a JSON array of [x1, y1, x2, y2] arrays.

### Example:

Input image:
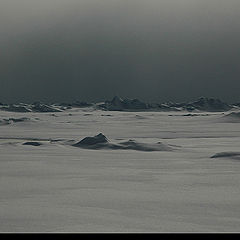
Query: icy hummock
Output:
[[31, 102, 62, 112], [73, 133, 108, 147], [73, 133, 173, 151]]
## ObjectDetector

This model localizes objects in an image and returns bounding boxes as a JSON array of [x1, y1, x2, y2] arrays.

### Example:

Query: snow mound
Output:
[[225, 112, 240, 119], [0, 117, 31, 125], [73, 134, 173, 152], [220, 112, 240, 123], [117, 140, 173, 151], [211, 152, 240, 159], [134, 115, 148, 120], [0, 120, 10, 126], [226, 112, 240, 118]]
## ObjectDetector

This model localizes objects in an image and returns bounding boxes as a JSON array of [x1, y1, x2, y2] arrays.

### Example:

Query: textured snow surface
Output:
[[0, 108, 240, 232]]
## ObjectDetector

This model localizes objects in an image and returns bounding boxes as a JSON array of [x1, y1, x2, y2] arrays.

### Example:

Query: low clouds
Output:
[[0, 0, 240, 103]]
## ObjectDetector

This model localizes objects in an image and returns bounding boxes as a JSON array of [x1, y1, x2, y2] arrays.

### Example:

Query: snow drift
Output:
[[222, 112, 240, 122], [0, 117, 31, 125], [211, 152, 240, 159]]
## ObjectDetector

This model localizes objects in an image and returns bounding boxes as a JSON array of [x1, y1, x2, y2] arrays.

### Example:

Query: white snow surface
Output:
[[0, 108, 240, 232]]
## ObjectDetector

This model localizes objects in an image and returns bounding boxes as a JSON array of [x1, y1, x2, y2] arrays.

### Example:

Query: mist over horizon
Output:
[[1, 0, 240, 103]]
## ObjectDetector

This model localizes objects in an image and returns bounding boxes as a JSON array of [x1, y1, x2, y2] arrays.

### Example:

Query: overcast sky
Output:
[[0, 0, 240, 103]]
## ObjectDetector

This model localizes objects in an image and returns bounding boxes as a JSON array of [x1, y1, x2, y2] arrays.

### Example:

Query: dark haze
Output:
[[0, 0, 240, 103]]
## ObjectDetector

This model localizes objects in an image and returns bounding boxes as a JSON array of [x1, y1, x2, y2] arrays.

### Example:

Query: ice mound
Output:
[[73, 133, 108, 147], [58, 101, 93, 108], [73, 133, 173, 151], [185, 97, 231, 112], [71, 101, 93, 108], [31, 102, 62, 112], [23, 142, 42, 146], [99, 96, 149, 111], [211, 152, 240, 159]]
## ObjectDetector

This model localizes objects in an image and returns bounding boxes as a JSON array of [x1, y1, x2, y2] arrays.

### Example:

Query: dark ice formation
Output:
[[159, 97, 232, 112], [0, 102, 62, 113], [233, 102, 240, 107], [98, 96, 149, 111], [73, 133, 108, 147], [184, 97, 231, 112], [31, 102, 62, 112], [23, 142, 42, 146], [58, 101, 93, 109], [0, 104, 31, 112]]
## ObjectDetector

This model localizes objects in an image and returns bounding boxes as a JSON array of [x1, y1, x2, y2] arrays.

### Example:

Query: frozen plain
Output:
[[0, 108, 240, 232]]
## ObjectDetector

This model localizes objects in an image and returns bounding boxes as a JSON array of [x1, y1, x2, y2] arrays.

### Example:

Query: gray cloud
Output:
[[0, 0, 240, 103]]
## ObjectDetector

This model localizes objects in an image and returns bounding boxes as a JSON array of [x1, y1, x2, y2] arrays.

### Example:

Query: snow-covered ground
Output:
[[0, 108, 240, 232]]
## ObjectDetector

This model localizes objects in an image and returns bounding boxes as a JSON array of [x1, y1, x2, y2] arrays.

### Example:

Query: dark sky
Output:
[[0, 0, 240, 103]]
